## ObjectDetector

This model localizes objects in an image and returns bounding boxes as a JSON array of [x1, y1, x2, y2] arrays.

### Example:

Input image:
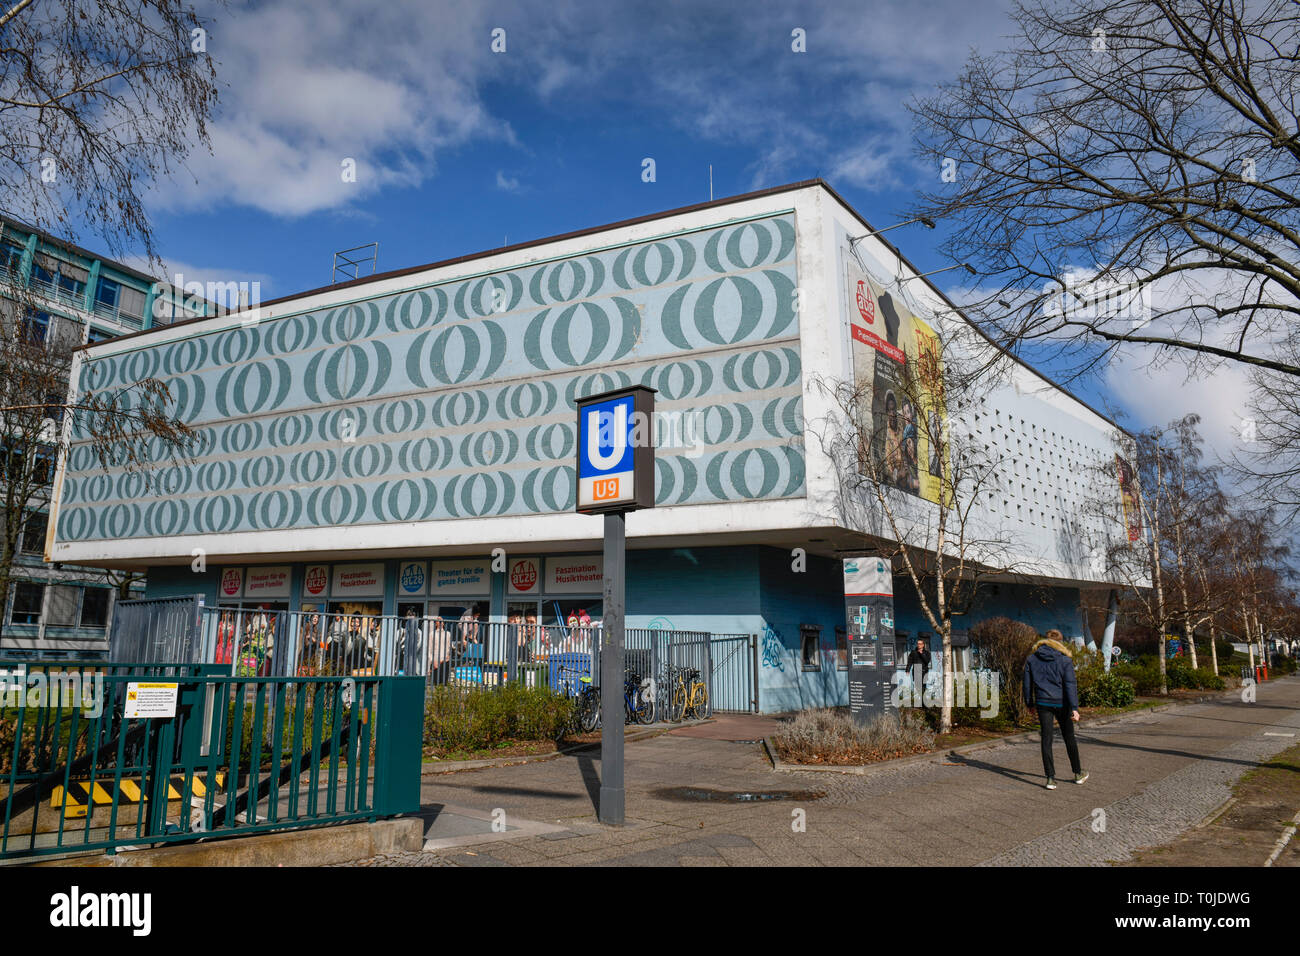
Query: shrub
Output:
[[1114, 661, 1164, 695], [424, 683, 574, 754], [1165, 660, 1193, 689], [948, 699, 1017, 732], [968, 616, 1040, 727], [772, 709, 935, 764], [1079, 670, 1136, 708], [1071, 647, 1107, 701], [1165, 660, 1225, 690], [1269, 655, 1297, 675]]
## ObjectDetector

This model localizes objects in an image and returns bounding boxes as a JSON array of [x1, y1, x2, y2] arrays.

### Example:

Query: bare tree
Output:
[[1224, 509, 1291, 670], [0, 0, 218, 636], [1187, 488, 1236, 676], [1102, 420, 1195, 695], [1162, 415, 1226, 670], [0, 294, 196, 636], [1234, 359, 1300, 524], [910, 0, 1300, 382], [815, 322, 1035, 734], [0, 0, 219, 263]]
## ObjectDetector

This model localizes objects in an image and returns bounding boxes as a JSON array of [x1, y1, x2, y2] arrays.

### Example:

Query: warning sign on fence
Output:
[[124, 682, 178, 719]]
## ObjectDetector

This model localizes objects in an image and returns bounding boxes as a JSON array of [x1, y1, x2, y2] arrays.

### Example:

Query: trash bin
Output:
[[549, 652, 592, 696]]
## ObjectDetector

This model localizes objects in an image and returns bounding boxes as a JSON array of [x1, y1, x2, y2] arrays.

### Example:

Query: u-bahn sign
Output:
[[575, 385, 656, 514]]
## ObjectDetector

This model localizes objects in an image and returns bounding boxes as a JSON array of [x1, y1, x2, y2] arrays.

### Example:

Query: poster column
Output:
[[844, 557, 895, 724]]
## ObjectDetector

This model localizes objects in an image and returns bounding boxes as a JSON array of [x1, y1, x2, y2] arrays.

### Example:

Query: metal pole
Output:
[[599, 511, 625, 825]]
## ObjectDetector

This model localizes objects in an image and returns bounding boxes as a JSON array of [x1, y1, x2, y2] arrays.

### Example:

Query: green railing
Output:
[[0, 664, 423, 860]]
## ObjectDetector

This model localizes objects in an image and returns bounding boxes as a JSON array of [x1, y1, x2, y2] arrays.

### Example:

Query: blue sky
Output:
[[130, 0, 1243, 459]]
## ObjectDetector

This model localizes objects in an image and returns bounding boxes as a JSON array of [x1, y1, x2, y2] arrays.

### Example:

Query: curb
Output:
[[32, 817, 424, 868], [762, 681, 1268, 776]]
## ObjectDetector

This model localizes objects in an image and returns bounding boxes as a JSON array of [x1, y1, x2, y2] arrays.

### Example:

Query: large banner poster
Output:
[[1115, 454, 1142, 542], [845, 252, 947, 504]]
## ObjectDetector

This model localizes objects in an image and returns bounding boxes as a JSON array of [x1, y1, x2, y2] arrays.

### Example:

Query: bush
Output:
[[424, 683, 574, 754], [1071, 647, 1107, 701], [1114, 661, 1164, 695], [948, 699, 1017, 732], [772, 709, 935, 765], [1079, 670, 1136, 708], [1111, 659, 1226, 694], [968, 616, 1040, 727], [1269, 654, 1297, 675], [1166, 660, 1226, 691]]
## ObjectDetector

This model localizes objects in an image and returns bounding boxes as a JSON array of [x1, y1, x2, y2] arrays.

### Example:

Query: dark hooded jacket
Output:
[[1022, 639, 1078, 710]]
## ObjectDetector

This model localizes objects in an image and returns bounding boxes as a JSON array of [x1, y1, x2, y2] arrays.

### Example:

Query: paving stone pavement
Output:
[[354, 676, 1300, 866]]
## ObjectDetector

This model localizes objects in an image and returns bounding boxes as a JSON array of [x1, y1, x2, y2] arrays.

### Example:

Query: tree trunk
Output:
[[1208, 619, 1219, 677], [940, 624, 953, 735]]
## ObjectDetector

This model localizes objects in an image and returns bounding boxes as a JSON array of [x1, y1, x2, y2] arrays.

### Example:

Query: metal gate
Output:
[[109, 596, 206, 664], [0, 663, 423, 860], [706, 633, 759, 713]]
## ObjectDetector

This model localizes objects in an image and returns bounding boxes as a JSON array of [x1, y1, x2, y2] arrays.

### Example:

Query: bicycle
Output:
[[558, 664, 600, 733], [626, 671, 655, 725], [670, 666, 709, 721], [561, 667, 655, 730]]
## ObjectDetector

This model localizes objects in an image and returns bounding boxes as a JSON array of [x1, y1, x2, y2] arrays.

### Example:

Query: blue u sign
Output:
[[575, 385, 656, 514]]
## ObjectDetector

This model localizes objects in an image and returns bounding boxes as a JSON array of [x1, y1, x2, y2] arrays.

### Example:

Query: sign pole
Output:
[[599, 511, 626, 824], [575, 384, 656, 828]]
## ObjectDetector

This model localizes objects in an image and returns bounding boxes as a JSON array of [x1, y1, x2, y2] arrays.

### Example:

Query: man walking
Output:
[[1023, 629, 1088, 790], [906, 637, 932, 709]]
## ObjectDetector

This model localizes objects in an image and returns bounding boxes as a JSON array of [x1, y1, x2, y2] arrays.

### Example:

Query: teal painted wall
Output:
[[756, 548, 849, 712], [138, 565, 217, 604]]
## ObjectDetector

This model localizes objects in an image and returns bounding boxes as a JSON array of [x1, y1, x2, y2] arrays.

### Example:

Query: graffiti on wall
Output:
[[761, 625, 785, 670]]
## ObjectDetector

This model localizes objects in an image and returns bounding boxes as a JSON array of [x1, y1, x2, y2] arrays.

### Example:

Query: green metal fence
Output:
[[0, 663, 423, 860]]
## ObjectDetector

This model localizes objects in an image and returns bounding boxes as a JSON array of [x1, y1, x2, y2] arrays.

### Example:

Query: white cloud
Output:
[[149, 0, 1020, 215], [1102, 348, 1254, 465], [495, 170, 521, 192], [157, 0, 511, 217]]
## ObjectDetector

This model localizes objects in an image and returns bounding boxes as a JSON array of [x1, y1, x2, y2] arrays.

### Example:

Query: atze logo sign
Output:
[[575, 386, 656, 514], [856, 280, 875, 325]]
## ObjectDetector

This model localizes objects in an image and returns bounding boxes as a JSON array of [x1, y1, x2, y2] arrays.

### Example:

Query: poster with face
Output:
[[1115, 454, 1142, 542], [845, 252, 947, 504]]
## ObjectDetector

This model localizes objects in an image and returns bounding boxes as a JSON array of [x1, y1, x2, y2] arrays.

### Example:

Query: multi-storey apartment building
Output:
[[0, 215, 210, 658]]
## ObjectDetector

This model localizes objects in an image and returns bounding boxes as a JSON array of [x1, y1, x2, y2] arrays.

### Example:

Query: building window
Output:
[[46, 585, 79, 627], [19, 308, 49, 343], [80, 589, 110, 629], [800, 625, 822, 671], [0, 240, 26, 277], [86, 326, 114, 344], [95, 276, 120, 310], [29, 449, 56, 486], [10, 581, 44, 625], [20, 511, 47, 554]]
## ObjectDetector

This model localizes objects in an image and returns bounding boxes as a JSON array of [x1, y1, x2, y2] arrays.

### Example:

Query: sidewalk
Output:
[[366, 676, 1300, 866]]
